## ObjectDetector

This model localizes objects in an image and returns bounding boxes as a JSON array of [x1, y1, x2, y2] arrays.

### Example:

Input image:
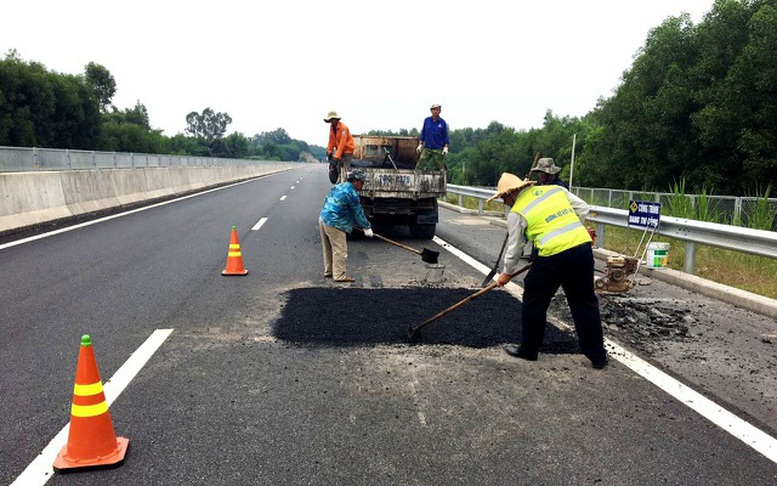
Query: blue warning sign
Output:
[[628, 200, 661, 229]]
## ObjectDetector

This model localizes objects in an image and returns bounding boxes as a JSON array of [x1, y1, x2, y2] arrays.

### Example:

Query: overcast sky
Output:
[[3, 1, 715, 147]]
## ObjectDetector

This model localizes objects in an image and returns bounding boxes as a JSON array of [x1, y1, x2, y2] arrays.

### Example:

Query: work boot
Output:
[[504, 345, 537, 361], [591, 358, 608, 369]]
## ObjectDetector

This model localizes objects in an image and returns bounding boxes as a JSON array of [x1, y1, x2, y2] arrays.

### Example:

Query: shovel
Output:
[[481, 232, 508, 287], [407, 262, 532, 342], [372, 232, 440, 264]]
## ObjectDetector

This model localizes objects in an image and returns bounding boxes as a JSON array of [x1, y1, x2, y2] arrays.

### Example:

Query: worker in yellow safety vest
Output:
[[487, 172, 608, 369]]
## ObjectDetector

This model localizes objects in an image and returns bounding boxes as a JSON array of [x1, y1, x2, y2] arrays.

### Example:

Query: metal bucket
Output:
[[424, 264, 446, 283]]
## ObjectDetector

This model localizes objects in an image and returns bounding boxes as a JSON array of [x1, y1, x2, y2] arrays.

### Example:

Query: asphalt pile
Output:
[[274, 287, 578, 353]]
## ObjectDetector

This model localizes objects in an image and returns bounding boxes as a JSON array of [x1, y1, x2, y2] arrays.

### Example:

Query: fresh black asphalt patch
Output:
[[274, 287, 580, 352]]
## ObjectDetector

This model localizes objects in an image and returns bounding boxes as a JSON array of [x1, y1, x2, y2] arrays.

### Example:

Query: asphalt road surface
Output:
[[1, 164, 775, 485]]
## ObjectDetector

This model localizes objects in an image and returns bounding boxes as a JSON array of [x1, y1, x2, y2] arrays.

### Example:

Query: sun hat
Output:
[[486, 172, 536, 202], [531, 157, 562, 174], [324, 111, 341, 122], [430, 103, 441, 109]]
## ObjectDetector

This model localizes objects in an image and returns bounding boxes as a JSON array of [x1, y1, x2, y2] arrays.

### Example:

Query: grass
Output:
[[443, 194, 505, 213], [598, 226, 777, 299]]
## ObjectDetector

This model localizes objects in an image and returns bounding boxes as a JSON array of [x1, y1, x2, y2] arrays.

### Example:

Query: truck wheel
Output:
[[409, 224, 436, 240]]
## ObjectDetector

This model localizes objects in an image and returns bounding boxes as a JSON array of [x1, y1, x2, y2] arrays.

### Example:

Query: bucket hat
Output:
[[531, 157, 562, 174], [324, 111, 341, 122]]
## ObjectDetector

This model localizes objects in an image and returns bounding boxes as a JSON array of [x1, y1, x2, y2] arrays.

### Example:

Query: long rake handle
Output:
[[373, 233, 422, 256], [408, 262, 533, 340]]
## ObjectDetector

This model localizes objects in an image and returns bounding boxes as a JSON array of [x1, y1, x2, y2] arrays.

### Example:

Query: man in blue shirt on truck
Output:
[[416, 103, 450, 170]]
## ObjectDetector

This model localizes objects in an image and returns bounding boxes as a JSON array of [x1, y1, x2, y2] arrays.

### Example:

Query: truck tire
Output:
[[409, 224, 436, 240]]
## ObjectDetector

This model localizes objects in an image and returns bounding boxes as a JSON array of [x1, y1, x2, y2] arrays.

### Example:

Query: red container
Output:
[[587, 228, 596, 247]]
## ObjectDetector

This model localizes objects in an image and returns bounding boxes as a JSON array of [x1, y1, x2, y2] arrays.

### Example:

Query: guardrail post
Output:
[[458, 194, 463, 207], [734, 197, 742, 224], [477, 199, 484, 215], [596, 222, 605, 249], [66, 149, 72, 170], [684, 241, 696, 274]]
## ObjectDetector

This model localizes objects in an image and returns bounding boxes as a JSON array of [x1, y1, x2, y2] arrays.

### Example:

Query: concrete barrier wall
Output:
[[0, 163, 299, 233]]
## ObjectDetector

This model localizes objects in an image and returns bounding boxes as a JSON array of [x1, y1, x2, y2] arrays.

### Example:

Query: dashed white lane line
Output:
[[280, 195, 287, 201], [251, 217, 268, 231], [433, 235, 777, 464], [11, 329, 174, 486]]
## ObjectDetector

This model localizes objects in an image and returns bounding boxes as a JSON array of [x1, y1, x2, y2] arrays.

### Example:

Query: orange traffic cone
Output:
[[222, 225, 248, 276], [53, 335, 129, 473]]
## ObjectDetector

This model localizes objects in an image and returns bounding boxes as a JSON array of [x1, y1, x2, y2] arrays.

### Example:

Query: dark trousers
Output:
[[521, 243, 606, 363]]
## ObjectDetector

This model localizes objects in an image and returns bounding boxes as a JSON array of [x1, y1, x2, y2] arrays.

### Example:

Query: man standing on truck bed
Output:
[[416, 103, 449, 171], [324, 111, 355, 178]]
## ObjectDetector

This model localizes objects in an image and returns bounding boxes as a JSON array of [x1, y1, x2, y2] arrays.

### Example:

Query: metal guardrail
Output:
[[587, 206, 777, 274], [446, 184, 777, 274], [0, 146, 270, 171], [571, 186, 777, 228]]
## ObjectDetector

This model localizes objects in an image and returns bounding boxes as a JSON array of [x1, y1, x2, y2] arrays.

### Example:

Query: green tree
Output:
[[185, 107, 232, 140], [0, 51, 100, 148], [84, 62, 116, 112]]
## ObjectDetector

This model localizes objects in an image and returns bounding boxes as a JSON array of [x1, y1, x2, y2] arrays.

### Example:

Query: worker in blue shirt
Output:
[[319, 169, 373, 282], [416, 103, 450, 170]]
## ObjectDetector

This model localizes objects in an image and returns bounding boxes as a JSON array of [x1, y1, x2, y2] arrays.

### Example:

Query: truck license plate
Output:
[[376, 174, 414, 187]]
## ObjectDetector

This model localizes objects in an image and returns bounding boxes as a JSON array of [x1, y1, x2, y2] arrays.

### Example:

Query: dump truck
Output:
[[337, 135, 446, 239]]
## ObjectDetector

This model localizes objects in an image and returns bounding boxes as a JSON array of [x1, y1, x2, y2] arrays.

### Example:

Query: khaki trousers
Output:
[[319, 220, 348, 280]]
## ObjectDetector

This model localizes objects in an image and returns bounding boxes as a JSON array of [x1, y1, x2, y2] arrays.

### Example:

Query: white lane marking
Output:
[[11, 329, 174, 486], [433, 235, 777, 464], [280, 195, 287, 201], [251, 218, 268, 231], [290, 186, 295, 190], [0, 176, 267, 252]]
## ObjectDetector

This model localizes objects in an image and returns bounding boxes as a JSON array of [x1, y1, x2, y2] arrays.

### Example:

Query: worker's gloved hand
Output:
[[416, 143, 423, 153], [442, 146, 449, 156], [333, 157, 341, 164], [327, 152, 333, 161], [363, 228, 374, 238]]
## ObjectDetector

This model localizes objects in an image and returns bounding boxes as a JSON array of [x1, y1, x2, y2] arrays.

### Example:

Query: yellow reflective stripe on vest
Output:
[[73, 382, 103, 396], [513, 185, 590, 256], [71, 401, 109, 418], [538, 220, 586, 247]]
